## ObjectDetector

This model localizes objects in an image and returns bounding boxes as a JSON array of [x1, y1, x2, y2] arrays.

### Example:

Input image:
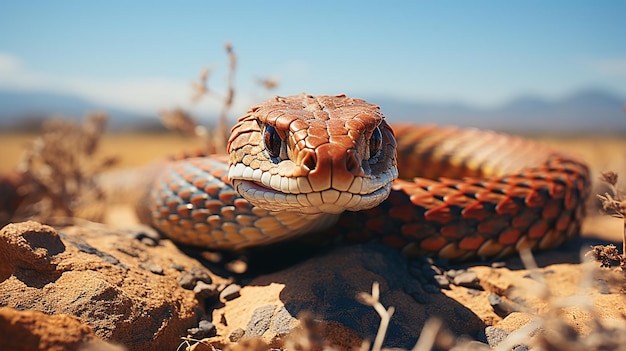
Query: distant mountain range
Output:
[[368, 89, 625, 134], [0, 90, 158, 131], [0, 88, 624, 133]]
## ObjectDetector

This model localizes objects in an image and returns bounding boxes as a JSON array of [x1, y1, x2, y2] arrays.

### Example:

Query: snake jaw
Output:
[[228, 164, 397, 214]]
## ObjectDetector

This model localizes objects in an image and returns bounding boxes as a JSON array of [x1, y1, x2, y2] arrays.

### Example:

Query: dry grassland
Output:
[[2, 132, 625, 174]]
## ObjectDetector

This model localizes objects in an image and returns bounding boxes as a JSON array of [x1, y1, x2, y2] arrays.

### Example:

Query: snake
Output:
[[144, 94, 590, 260]]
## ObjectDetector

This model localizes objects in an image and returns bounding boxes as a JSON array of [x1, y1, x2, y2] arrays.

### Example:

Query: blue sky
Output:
[[0, 1, 625, 117]]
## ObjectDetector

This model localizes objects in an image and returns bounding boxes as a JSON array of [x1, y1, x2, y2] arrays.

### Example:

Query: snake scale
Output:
[[144, 94, 590, 260]]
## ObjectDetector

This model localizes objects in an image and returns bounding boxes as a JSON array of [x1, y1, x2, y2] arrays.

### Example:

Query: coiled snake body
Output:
[[146, 94, 590, 260]]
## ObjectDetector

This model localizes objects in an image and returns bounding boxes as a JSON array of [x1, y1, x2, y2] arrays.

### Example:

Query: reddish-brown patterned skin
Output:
[[147, 94, 590, 260], [334, 124, 589, 260]]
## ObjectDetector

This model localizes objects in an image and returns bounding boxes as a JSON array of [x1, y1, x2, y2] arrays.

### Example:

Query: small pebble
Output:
[[178, 267, 213, 290], [226, 259, 248, 274], [201, 251, 223, 263], [127, 226, 161, 244], [193, 281, 219, 300], [429, 256, 451, 270], [466, 288, 482, 296], [488, 293, 517, 317], [116, 246, 139, 258], [199, 320, 214, 331], [187, 320, 216, 339], [140, 237, 158, 247], [171, 264, 185, 271], [229, 328, 245, 342], [446, 269, 461, 279], [433, 275, 451, 289], [178, 272, 196, 290], [139, 263, 164, 275], [220, 284, 241, 301], [453, 271, 482, 290]]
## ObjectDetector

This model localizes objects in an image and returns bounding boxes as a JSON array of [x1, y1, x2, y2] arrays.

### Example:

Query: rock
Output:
[[245, 305, 276, 337], [179, 266, 213, 290], [452, 270, 481, 290], [0, 306, 122, 351], [0, 221, 227, 351], [485, 323, 532, 350], [433, 274, 451, 289], [187, 320, 216, 339], [209, 244, 484, 349], [228, 328, 245, 342], [484, 326, 510, 348], [139, 262, 164, 275], [491, 261, 506, 268], [0, 219, 65, 283], [194, 281, 219, 300], [220, 284, 242, 301], [124, 225, 161, 246], [488, 293, 520, 318]]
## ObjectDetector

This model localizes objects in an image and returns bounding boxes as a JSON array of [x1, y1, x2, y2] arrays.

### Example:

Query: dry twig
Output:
[[162, 42, 278, 154], [357, 282, 395, 351]]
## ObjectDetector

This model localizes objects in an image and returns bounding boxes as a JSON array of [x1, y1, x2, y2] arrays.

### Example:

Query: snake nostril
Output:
[[301, 150, 316, 171], [346, 150, 364, 176]]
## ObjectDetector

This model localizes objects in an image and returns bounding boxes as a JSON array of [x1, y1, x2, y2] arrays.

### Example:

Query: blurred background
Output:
[[0, 1, 625, 236], [0, 1, 624, 134]]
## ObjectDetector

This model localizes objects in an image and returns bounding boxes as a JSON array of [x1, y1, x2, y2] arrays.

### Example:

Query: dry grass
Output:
[[0, 132, 201, 172], [1, 134, 624, 174], [587, 171, 626, 276], [2, 114, 119, 224]]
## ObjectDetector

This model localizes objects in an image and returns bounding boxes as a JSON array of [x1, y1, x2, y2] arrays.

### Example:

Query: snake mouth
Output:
[[229, 164, 397, 214]]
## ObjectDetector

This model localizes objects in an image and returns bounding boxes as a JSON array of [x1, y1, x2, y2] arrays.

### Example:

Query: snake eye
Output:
[[264, 125, 282, 158], [369, 126, 382, 158]]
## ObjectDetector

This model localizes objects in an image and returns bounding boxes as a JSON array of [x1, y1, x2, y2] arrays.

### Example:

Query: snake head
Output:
[[227, 94, 398, 214]]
